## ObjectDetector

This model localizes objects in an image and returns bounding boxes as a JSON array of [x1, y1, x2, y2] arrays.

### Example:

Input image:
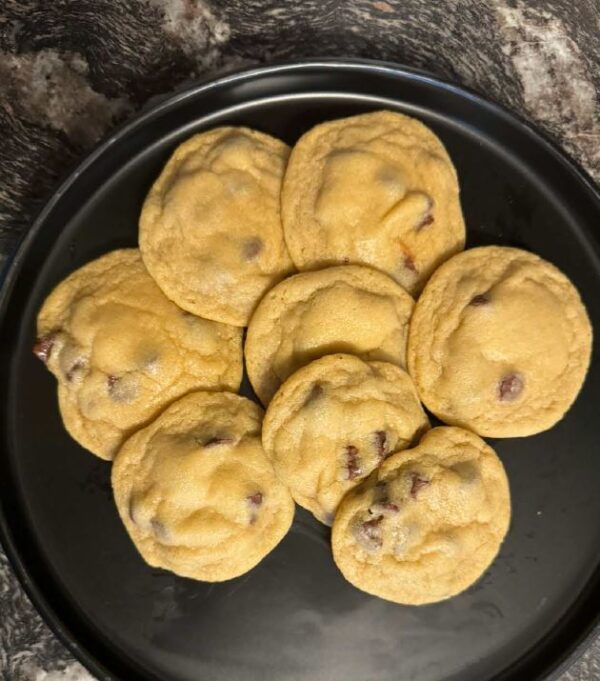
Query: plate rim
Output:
[[0, 57, 598, 681]]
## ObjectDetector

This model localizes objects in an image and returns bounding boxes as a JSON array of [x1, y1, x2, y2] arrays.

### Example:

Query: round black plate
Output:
[[1, 60, 599, 681]]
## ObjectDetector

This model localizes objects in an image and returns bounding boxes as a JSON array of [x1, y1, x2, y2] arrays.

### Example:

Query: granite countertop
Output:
[[0, 1, 599, 679]]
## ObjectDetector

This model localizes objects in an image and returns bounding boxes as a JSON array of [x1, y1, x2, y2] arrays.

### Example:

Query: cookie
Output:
[[34, 249, 242, 460], [332, 426, 511, 605], [112, 391, 295, 582], [245, 265, 415, 405], [281, 111, 465, 295], [262, 354, 429, 525], [407, 246, 592, 437], [139, 127, 294, 326]]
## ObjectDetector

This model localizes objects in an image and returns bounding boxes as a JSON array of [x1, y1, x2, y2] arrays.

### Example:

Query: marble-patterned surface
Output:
[[0, 1, 598, 679]]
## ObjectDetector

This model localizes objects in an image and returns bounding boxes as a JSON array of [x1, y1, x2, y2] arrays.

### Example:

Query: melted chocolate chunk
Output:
[[33, 334, 55, 364], [303, 383, 323, 406], [151, 519, 168, 540], [345, 445, 362, 480], [498, 373, 524, 401], [370, 500, 399, 516], [204, 436, 234, 448], [243, 237, 263, 261], [353, 516, 383, 552], [128, 498, 137, 524], [410, 472, 430, 499], [247, 492, 263, 525], [404, 254, 418, 273], [65, 359, 86, 382], [416, 214, 434, 230], [414, 196, 434, 231], [470, 293, 489, 306], [374, 430, 389, 461]]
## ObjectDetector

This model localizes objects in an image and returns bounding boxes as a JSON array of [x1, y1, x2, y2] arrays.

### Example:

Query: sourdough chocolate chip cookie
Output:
[[245, 265, 414, 405], [332, 427, 511, 605], [34, 249, 242, 460], [139, 127, 294, 326], [407, 246, 592, 437], [281, 111, 465, 295], [262, 354, 429, 525], [112, 391, 294, 582]]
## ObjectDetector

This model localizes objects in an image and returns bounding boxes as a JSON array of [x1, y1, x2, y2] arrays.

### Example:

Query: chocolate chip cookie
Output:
[[262, 354, 429, 525], [34, 249, 242, 460], [112, 391, 295, 582], [139, 127, 294, 326], [281, 111, 465, 295], [332, 426, 511, 605], [407, 246, 592, 437], [245, 265, 414, 405]]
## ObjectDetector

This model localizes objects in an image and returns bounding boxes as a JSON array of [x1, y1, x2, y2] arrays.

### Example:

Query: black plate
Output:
[[1, 60, 599, 681]]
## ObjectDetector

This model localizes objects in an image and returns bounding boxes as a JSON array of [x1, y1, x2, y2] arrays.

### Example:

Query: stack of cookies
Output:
[[33, 111, 592, 605]]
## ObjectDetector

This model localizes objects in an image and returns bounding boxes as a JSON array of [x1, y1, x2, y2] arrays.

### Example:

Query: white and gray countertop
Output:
[[0, 1, 598, 679]]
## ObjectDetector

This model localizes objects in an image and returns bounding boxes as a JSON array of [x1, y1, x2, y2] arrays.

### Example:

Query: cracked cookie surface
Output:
[[332, 426, 511, 605], [281, 111, 465, 295], [139, 127, 294, 326], [262, 354, 429, 525], [112, 391, 294, 582], [34, 249, 242, 460], [407, 246, 592, 437], [245, 265, 414, 405]]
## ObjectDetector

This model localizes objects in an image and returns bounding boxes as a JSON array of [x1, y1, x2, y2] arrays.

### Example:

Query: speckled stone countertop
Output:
[[0, 1, 599, 679]]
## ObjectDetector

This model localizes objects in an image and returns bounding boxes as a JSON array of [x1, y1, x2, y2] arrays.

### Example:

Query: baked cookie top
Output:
[[407, 246, 592, 437], [245, 265, 414, 405], [139, 127, 294, 326], [262, 354, 429, 525], [112, 391, 295, 582], [34, 249, 242, 460], [281, 110, 465, 295], [332, 426, 511, 605]]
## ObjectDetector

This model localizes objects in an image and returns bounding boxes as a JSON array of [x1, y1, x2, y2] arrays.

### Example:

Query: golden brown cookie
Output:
[[34, 249, 242, 460], [112, 391, 295, 582], [281, 110, 465, 295], [332, 426, 511, 605], [245, 265, 414, 405], [139, 127, 294, 326], [407, 246, 593, 437], [262, 354, 429, 525]]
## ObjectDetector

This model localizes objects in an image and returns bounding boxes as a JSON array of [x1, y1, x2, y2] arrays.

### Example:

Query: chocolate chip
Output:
[[410, 472, 430, 499], [374, 430, 389, 461], [303, 383, 323, 406], [498, 372, 524, 401], [33, 334, 55, 364], [107, 374, 119, 390], [353, 516, 383, 552], [243, 237, 263, 261], [345, 445, 362, 481], [203, 436, 234, 448], [470, 293, 489, 306]]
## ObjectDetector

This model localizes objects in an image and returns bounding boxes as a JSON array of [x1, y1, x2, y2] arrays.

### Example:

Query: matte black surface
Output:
[[0, 61, 599, 681]]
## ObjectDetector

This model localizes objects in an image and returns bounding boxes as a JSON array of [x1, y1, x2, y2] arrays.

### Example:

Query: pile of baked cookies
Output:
[[33, 111, 592, 606]]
